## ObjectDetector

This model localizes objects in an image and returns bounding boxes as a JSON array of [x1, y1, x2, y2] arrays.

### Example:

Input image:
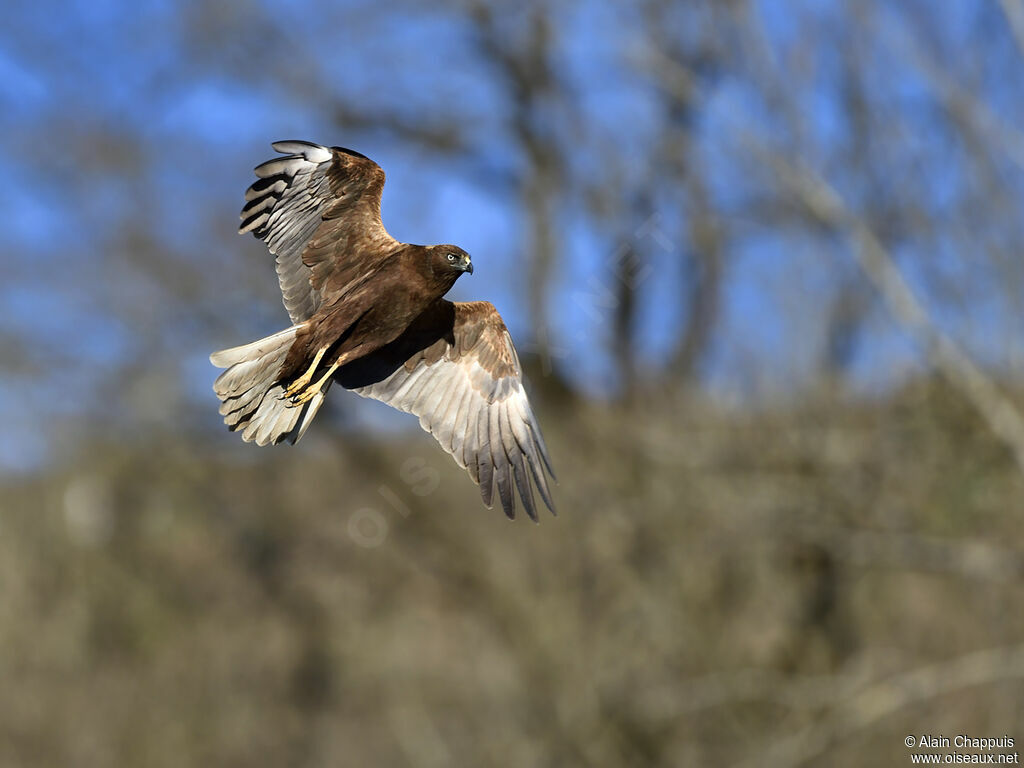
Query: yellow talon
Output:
[[290, 362, 340, 405], [284, 346, 328, 397]]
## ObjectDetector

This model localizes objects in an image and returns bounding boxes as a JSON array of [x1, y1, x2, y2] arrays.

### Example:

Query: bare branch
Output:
[[998, 0, 1024, 60], [738, 644, 1024, 768], [761, 147, 1024, 479]]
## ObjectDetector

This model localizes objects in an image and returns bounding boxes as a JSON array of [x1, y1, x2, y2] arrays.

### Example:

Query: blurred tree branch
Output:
[[741, 643, 1024, 768], [999, 0, 1024, 62], [637, 2, 729, 387], [762, 146, 1024, 479], [464, 1, 574, 375]]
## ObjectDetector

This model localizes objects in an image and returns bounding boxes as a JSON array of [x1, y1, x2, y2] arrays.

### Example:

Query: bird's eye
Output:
[[447, 253, 456, 262]]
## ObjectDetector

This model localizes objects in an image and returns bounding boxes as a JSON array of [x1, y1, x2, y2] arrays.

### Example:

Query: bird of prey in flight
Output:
[[211, 141, 555, 520]]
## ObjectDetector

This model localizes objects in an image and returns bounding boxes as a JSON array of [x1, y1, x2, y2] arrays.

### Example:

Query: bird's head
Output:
[[429, 245, 473, 278]]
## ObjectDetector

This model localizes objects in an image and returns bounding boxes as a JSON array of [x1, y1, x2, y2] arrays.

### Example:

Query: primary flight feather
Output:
[[211, 140, 555, 521]]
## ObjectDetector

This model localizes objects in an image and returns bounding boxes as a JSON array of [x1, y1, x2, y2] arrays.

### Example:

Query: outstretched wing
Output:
[[335, 301, 556, 521], [239, 140, 398, 323]]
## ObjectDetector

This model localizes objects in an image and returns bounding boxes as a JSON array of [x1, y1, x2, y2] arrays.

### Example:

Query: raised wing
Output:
[[335, 301, 556, 521], [239, 140, 397, 323]]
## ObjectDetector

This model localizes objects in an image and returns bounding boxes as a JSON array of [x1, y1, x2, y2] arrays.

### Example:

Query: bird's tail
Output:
[[210, 325, 328, 446]]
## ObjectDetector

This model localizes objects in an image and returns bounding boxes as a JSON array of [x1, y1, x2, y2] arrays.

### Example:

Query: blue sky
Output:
[[1, 0, 1022, 471]]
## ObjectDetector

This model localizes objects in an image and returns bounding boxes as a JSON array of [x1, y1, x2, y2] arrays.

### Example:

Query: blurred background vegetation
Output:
[[3, 0, 1024, 765]]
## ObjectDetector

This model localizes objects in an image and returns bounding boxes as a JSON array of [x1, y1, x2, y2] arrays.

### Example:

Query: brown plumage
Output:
[[211, 140, 555, 520]]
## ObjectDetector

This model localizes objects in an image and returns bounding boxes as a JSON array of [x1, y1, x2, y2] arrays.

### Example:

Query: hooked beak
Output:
[[462, 256, 474, 274]]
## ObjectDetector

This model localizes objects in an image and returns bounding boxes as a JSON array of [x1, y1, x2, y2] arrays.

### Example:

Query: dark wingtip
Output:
[[331, 145, 370, 160], [512, 461, 538, 523]]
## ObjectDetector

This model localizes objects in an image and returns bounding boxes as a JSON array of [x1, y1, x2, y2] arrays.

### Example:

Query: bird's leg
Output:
[[290, 361, 340, 405], [284, 346, 328, 398]]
